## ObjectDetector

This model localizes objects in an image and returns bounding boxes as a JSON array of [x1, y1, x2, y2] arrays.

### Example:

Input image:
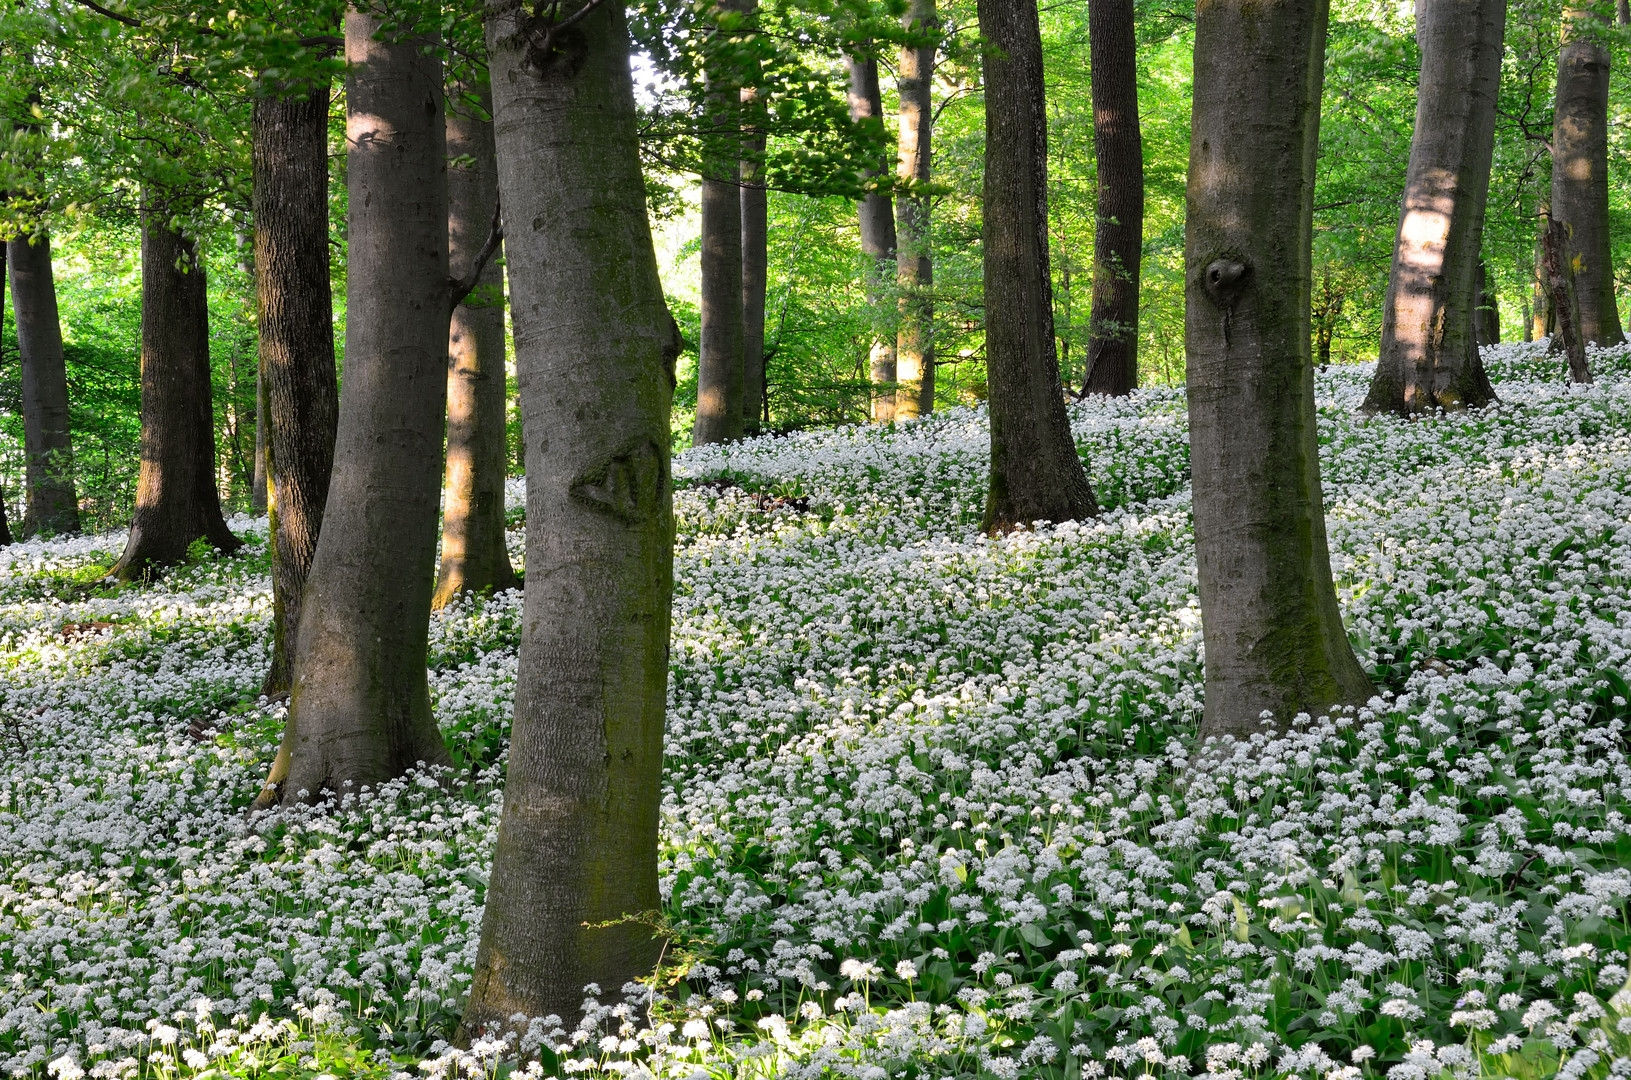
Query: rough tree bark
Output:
[[1363, 0, 1503, 414], [251, 365, 269, 514], [978, 0, 1098, 532], [895, 0, 937, 419], [1081, 0, 1143, 396], [849, 51, 899, 422], [1186, 0, 1373, 744], [458, 0, 676, 1036], [8, 230, 80, 535], [1541, 215, 1593, 382]]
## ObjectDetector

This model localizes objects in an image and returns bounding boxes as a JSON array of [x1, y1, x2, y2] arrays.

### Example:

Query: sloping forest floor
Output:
[[3, 342, 1631, 1080]]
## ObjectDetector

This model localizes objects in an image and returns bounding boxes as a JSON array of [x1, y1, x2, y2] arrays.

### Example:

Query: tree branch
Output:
[[449, 198, 504, 311], [73, 0, 142, 27]]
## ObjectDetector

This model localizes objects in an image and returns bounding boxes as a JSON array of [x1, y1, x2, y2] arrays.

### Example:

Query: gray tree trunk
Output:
[[1542, 214, 1593, 382], [1364, 0, 1503, 414], [0, 247, 9, 547], [458, 0, 676, 1036], [1473, 258, 1501, 345], [848, 52, 899, 422], [740, 1, 768, 433], [1185, 0, 1373, 744], [977, 0, 1098, 533], [7, 230, 80, 535], [251, 364, 269, 514], [895, 0, 937, 419]]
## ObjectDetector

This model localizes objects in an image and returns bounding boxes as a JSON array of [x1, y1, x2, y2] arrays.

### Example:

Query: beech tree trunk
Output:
[[434, 77, 519, 610], [251, 365, 269, 514], [252, 81, 341, 699], [1186, 0, 1373, 743], [459, 0, 676, 1036], [1081, 0, 1143, 397], [0, 253, 9, 548], [111, 205, 242, 580], [895, 0, 937, 419], [1542, 215, 1593, 382], [1553, 2, 1625, 346], [978, 0, 1098, 533], [1473, 258, 1501, 345], [8, 230, 80, 535], [849, 52, 899, 422], [1364, 0, 1502, 414], [741, 1, 768, 432]]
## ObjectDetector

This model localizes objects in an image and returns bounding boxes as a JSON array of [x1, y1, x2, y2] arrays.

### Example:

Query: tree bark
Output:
[[251, 363, 269, 514], [110, 204, 242, 579], [1473, 258, 1501, 345], [1553, 2, 1625, 346], [1364, 0, 1502, 414], [740, 0, 768, 433], [895, 0, 937, 419], [8, 230, 80, 535], [434, 77, 519, 610], [1081, 0, 1143, 397], [0, 249, 9, 548], [848, 52, 899, 422], [1542, 214, 1593, 382], [458, 0, 676, 1037], [1186, 0, 1373, 744], [977, 0, 1098, 533]]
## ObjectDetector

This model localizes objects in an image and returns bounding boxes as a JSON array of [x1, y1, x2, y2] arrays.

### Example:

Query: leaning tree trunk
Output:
[[111, 207, 242, 580], [458, 0, 676, 1038], [260, 11, 452, 807], [8, 230, 80, 535], [1554, 2, 1624, 346], [1364, 0, 1503, 414], [1081, 0, 1143, 397], [895, 0, 937, 419], [1186, 0, 1374, 745], [977, 0, 1098, 532], [849, 51, 899, 422], [1542, 215, 1593, 382], [433, 76, 519, 610], [251, 80, 341, 700]]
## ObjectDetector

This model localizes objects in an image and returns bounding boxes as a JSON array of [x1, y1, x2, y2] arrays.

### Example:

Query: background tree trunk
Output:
[[1364, 0, 1503, 414], [1473, 257, 1501, 345], [978, 0, 1098, 533], [8, 230, 80, 535], [1081, 0, 1143, 397], [1553, 2, 1624, 346], [1542, 215, 1593, 382], [740, 1, 768, 433], [0, 249, 9, 547], [434, 76, 519, 610], [895, 0, 937, 419], [251, 365, 269, 514], [849, 52, 899, 422], [459, 0, 675, 1037], [1185, 0, 1373, 744]]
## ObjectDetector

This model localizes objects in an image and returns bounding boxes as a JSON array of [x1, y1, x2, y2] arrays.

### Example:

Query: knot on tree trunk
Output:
[[1201, 257, 1250, 307]]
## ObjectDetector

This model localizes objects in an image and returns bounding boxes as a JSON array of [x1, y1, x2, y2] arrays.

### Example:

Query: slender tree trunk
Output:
[[1521, 292, 1533, 341], [978, 0, 1098, 532], [251, 81, 341, 701], [458, 0, 676, 1037], [261, 11, 451, 806], [111, 204, 242, 579], [8, 230, 80, 535], [0, 249, 9, 548], [848, 52, 899, 422], [1081, 0, 1143, 396], [740, 0, 768, 433], [252, 364, 269, 514], [1542, 214, 1593, 381], [1364, 0, 1502, 414], [1473, 258, 1501, 345], [1553, 2, 1625, 346], [434, 77, 519, 610], [896, 0, 937, 419], [1186, 0, 1373, 744]]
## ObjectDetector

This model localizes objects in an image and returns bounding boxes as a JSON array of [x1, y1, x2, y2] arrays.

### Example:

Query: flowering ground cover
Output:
[[3, 341, 1631, 1080]]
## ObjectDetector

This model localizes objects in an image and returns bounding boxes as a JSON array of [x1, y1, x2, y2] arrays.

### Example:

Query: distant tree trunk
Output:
[[895, 0, 937, 419], [1541, 214, 1593, 382], [1520, 292, 1533, 341], [849, 51, 899, 422], [1620, 0, 1629, 27], [259, 11, 451, 806], [111, 205, 242, 579], [1553, 2, 1625, 346], [434, 77, 519, 610], [1186, 0, 1373, 743], [741, 1, 768, 433], [458, 0, 676, 1037], [977, 0, 1099, 532], [251, 80, 341, 700], [1081, 0, 1143, 396], [251, 365, 269, 514], [1364, 0, 1502, 414], [1473, 258, 1501, 345], [0, 251, 9, 548], [7, 230, 80, 535]]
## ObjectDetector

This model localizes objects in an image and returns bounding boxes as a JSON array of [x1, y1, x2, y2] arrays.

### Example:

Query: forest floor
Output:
[[3, 341, 1631, 1080]]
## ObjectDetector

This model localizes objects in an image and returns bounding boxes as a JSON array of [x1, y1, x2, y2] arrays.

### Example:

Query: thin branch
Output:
[[449, 198, 504, 311], [73, 0, 141, 27]]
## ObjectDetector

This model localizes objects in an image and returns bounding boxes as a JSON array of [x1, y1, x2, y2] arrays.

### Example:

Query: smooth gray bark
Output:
[[895, 0, 937, 419], [1082, 0, 1143, 396], [848, 51, 898, 422], [7, 230, 80, 535]]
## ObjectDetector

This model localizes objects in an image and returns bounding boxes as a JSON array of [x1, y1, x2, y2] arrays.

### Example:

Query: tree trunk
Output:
[[1364, 0, 1502, 414], [1521, 292, 1533, 341], [1542, 215, 1593, 382], [847, 52, 899, 422], [0, 250, 9, 548], [458, 0, 675, 1037], [895, 0, 937, 419], [434, 77, 519, 611], [741, 1, 768, 433], [1473, 258, 1501, 345], [260, 11, 451, 806], [1185, 0, 1373, 744], [252, 81, 341, 700], [1081, 0, 1143, 396], [111, 205, 242, 579], [8, 230, 80, 535], [978, 0, 1099, 533], [252, 363, 269, 514], [1553, 2, 1625, 346]]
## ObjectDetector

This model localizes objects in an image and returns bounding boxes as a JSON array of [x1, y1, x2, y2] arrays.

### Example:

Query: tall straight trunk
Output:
[[977, 0, 1098, 532], [459, 0, 676, 1036], [1186, 0, 1373, 745], [1473, 258, 1501, 345], [263, 11, 451, 805], [740, 0, 768, 433], [251, 364, 268, 514], [1364, 0, 1503, 414], [7, 230, 80, 535], [848, 52, 899, 422], [0, 249, 9, 547], [1553, 2, 1625, 346], [434, 77, 519, 610], [1081, 0, 1143, 396], [895, 0, 937, 419], [251, 81, 341, 700], [111, 205, 242, 579]]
